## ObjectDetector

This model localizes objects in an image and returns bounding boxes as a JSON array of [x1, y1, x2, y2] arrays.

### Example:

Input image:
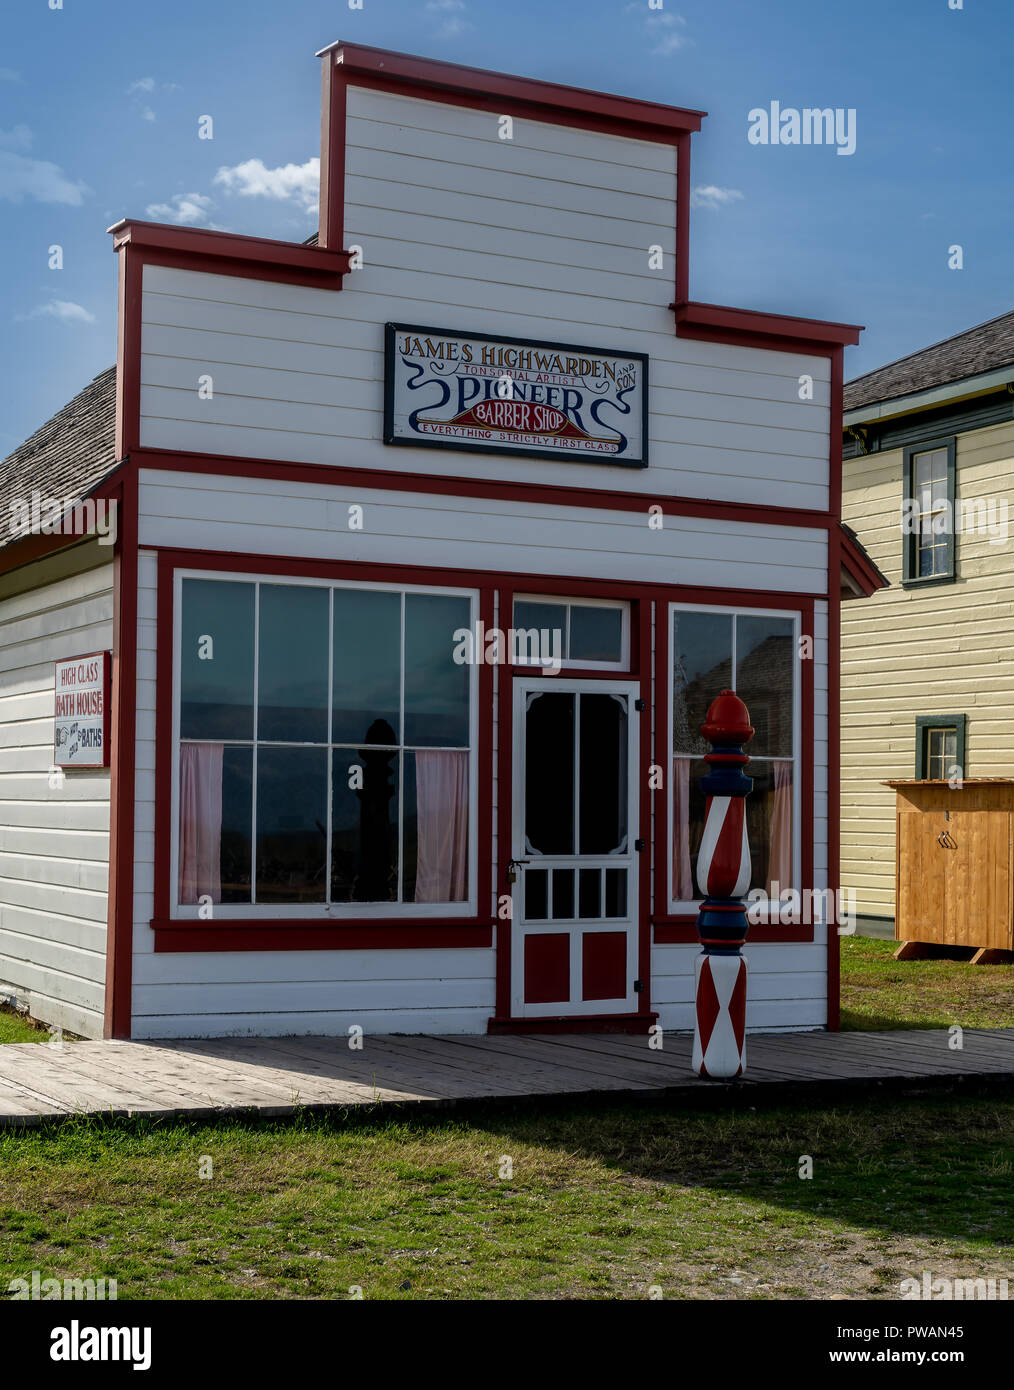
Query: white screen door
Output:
[[510, 677, 639, 1017]]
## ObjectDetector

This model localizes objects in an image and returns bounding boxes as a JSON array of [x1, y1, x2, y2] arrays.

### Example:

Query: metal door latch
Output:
[[507, 858, 529, 884]]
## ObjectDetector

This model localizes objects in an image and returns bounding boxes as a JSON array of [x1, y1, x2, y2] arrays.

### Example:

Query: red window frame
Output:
[[151, 548, 496, 953], [150, 552, 818, 955]]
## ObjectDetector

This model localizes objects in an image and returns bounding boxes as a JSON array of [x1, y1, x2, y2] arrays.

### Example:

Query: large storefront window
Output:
[[174, 575, 476, 916], [670, 605, 798, 908]]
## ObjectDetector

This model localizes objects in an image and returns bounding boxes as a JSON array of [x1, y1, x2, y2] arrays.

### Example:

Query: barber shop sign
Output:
[[384, 323, 648, 467]]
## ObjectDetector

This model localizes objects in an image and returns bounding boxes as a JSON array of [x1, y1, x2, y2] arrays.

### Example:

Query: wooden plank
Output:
[[444, 1034, 677, 1088], [1, 1029, 1011, 1125], [195, 1035, 503, 1102], [366, 1035, 611, 1097]]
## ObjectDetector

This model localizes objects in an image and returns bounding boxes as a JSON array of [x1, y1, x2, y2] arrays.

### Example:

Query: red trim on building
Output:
[[672, 300, 863, 356], [115, 247, 143, 459], [320, 41, 705, 140], [104, 468, 138, 1039], [110, 220, 350, 285], [318, 56, 347, 251], [488, 1011, 658, 1036], [130, 447, 838, 535], [150, 549, 496, 952], [825, 350, 846, 1033], [154, 924, 494, 953], [675, 133, 691, 307], [839, 524, 888, 597], [0, 523, 118, 581]]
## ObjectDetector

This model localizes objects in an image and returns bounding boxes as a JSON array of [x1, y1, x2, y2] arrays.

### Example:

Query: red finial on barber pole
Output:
[[692, 689, 754, 1080]]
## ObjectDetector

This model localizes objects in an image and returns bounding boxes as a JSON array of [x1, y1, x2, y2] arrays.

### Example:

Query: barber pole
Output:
[[692, 689, 754, 1079]]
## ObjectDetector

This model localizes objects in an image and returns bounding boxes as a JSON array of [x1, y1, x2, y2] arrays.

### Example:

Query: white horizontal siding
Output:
[[138, 133, 831, 514], [137, 469, 828, 595], [0, 559, 113, 1038], [132, 1007, 494, 1041], [651, 939, 828, 1032]]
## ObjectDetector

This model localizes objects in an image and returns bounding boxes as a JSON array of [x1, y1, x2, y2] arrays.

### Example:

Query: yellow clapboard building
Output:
[[841, 312, 1014, 934]]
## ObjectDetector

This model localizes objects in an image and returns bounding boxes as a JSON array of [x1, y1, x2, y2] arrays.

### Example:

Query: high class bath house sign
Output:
[[53, 652, 110, 769], [385, 323, 649, 467]]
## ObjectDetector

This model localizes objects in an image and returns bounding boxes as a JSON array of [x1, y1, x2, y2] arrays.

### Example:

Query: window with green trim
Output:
[[903, 437, 956, 585], [915, 714, 966, 780]]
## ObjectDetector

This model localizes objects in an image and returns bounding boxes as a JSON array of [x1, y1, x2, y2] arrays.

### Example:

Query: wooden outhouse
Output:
[[0, 42, 869, 1040], [887, 779, 1014, 960]]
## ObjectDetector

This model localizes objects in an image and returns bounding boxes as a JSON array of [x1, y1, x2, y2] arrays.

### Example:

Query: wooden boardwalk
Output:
[[0, 1027, 1011, 1127]]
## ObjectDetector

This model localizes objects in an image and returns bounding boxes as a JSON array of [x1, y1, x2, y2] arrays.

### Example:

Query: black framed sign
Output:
[[384, 323, 648, 468]]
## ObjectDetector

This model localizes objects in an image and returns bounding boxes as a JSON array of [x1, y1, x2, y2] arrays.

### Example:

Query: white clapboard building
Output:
[[0, 43, 875, 1040]]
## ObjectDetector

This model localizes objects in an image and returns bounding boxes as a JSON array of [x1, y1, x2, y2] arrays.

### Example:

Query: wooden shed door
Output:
[[510, 678, 639, 1018], [943, 813, 1011, 950], [899, 809, 1011, 948]]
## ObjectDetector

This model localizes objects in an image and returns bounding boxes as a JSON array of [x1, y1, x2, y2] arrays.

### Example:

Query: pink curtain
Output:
[[179, 743, 224, 904], [415, 750, 469, 903], [672, 756, 694, 902], [767, 760, 793, 897]]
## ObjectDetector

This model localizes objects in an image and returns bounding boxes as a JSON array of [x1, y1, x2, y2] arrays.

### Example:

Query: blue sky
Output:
[[2, 0, 1012, 454]]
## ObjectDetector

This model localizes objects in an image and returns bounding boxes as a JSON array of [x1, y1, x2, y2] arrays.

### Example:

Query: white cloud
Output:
[[0, 151, 88, 205], [646, 12, 689, 56], [214, 156, 319, 213], [145, 191, 214, 225], [17, 300, 96, 325], [691, 184, 745, 210], [141, 106, 156, 122], [426, 0, 470, 37], [0, 125, 32, 151], [128, 77, 156, 93]]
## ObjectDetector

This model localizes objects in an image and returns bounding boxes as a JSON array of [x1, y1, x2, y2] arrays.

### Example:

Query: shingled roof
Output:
[[0, 366, 119, 552], [845, 309, 1014, 413]]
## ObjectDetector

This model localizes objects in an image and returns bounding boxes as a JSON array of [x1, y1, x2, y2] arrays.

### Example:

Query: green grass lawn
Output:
[[0, 1008, 43, 1045], [840, 935, 1014, 1031], [0, 1091, 1010, 1301]]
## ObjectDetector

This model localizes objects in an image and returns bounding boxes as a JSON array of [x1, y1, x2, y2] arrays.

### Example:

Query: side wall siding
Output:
[[0, 556, 114, 1038], [841, 420, 1014, 918]]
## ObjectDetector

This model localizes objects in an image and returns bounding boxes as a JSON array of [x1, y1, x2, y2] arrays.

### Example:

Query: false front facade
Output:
[[0, 43, 864, 1039]]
